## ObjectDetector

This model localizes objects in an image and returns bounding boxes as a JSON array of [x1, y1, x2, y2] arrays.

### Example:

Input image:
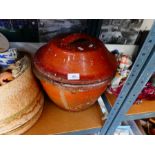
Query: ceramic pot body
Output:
[[0, 56, 44, 134], [40, 79, 110, 111], [34, 33, 117, 111]]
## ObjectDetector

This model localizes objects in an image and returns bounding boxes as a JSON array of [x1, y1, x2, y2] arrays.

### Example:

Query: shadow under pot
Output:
[[33, 33, 118, 111]]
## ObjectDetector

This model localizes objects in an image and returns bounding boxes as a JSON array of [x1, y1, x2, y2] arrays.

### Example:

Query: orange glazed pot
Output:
[[33, 33, 117, 111]]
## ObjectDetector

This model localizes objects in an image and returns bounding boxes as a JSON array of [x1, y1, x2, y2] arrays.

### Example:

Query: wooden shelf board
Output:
[[24, 97, 104, 135], [105, 92, 155, 116]]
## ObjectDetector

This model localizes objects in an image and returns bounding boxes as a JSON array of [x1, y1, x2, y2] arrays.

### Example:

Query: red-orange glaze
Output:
[[34, 33, 117, 84], [41, 79, 109, 111], [33, 33, 117, 111]]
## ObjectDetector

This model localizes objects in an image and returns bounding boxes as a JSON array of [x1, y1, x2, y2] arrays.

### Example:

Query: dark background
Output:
[[0, 19, 148, 47]]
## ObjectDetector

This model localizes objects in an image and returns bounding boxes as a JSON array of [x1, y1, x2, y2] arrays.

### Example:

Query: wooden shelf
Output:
[[105, 92, 155, 117], [24, 97, 104, 135]]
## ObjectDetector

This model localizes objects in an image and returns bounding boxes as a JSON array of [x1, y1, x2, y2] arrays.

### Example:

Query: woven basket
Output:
[[0, 56, 44, 134]]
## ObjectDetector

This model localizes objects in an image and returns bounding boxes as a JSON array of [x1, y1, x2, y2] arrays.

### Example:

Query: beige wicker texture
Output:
[[0, 56, 44, 134]]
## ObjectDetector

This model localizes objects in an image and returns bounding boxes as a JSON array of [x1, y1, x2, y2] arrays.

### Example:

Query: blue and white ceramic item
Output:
[[0, 48, 17, 68]]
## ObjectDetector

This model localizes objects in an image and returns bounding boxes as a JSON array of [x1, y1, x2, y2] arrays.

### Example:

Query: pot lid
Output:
[[33, 33, 117, 84], [0, 33, 9, 52]]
